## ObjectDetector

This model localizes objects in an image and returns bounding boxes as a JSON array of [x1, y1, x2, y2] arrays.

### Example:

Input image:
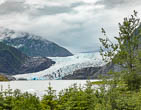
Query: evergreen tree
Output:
[[99, 10, 141, 91], [41, 83, 58, 110]]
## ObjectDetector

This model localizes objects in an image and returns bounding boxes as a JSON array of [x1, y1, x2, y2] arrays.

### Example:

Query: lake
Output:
[[0, 80, 99, 98]]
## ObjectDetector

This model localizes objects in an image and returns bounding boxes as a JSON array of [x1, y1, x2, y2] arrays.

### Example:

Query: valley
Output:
[[0, 27, 107, 80], [14, 52, 106, 80]]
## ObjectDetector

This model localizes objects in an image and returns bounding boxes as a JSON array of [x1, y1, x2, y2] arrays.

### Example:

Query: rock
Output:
[[93, 62, 122, 78], [17, 78, 27, 80], [19, 57, 55, 74], [62, 63, 122, 79], [62, 67, 101, 79], [6, 75, 16, 81], [0, 42, 55, 75]]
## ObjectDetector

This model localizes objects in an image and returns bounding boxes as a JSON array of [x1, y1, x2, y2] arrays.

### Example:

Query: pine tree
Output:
[[41, 83, 58, 110], [99, 10, 141, 91]]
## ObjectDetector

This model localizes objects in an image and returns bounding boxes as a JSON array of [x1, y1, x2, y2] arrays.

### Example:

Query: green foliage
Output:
[[99, 10, 141, 91], [57, 82, 96, 110], [0, 42, 27, 74], [41, 83, 58, 110], [1, 81, 141, 110], [123, 72, 141, 91], [100, 10, 141, 70], [0, 88, 41, 110], [0, 75, 9, 81]]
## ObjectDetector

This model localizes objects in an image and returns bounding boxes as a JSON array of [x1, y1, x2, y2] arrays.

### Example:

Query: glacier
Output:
[[13, 52, 106, 80]]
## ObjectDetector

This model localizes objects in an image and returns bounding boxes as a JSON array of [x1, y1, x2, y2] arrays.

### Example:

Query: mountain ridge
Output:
[[0, 42, 55, 75], [0, 27, 73, 57]]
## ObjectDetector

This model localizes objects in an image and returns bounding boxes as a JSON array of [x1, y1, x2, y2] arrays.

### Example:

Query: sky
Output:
[[0, 0, 141, 53]]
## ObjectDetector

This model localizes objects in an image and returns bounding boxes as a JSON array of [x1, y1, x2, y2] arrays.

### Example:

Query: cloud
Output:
[[96, 0, 141, 9], [0, 0, 141, 53], [0, 0, 6, 5], [0, 0, 27, 15]]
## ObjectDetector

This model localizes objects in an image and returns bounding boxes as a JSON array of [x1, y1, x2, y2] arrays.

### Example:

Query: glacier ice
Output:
[[13, 52, 106, 80]]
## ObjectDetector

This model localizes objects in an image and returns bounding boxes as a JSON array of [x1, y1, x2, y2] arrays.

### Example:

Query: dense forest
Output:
[[0, 81, 141, 110], [1, 11, 141, 110]]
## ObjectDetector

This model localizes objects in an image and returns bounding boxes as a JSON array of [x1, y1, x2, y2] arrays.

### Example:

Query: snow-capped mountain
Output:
[[13, 52, 106, 80], [0, 27, 72, 57]]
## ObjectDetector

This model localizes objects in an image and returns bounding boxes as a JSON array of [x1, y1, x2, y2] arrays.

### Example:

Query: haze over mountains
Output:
[[0, 27, 73, 57], [0, 27, 121, 80], [0, 27, 74, 77], [0, 27, 119, 80]]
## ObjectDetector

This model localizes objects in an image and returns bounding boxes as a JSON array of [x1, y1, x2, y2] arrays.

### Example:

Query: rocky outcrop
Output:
[[5, 75, 16, 81], [93, 63, 122, 78], [62, 63, 122, 79], [19, 57, 55, 74], [0, 42, 55, 75], [62, 67, 101, 80]]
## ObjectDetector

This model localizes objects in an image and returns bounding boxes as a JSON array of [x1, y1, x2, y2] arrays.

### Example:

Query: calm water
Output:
[[0, 80, 99, 97]]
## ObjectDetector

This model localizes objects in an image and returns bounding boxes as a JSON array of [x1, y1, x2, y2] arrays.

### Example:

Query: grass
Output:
[[91, 81, 106, 85], [0, 75, 9, 81], [92, 79, 125, 84]]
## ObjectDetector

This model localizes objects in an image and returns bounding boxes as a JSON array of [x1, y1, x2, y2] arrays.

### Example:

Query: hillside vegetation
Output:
[[0, 42, 55, 75], [0, 74, 8, 81], [0, 42, 27, 74], [1, 30, 73, 57]]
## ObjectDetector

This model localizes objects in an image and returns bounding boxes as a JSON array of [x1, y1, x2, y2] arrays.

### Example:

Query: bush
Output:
[[124, 72, 141, 91]]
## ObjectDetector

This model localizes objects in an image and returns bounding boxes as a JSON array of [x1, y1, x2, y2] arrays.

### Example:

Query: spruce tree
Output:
[[99, 10, 141, 91]]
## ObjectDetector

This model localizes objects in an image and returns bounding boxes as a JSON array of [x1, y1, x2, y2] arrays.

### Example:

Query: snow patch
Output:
[[0, 27, 52, 45], [12, 44, 24, 48]]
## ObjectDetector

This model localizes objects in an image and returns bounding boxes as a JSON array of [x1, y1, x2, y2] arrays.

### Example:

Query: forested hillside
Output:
[[0, 42, 55, 75]]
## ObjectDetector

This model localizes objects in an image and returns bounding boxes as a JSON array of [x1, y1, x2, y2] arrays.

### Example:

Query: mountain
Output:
[[13, 52, 106, 80], [62, 63, 122, 79], [13, 52, 122, 80], [62, 67, 102, 79], [63, 25, 141, 80], [0, 42, 55, 75], [0, 27, 72, 57]]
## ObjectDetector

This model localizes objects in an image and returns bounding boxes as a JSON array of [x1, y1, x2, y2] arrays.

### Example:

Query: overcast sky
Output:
[[0, 0, 141, 53]]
